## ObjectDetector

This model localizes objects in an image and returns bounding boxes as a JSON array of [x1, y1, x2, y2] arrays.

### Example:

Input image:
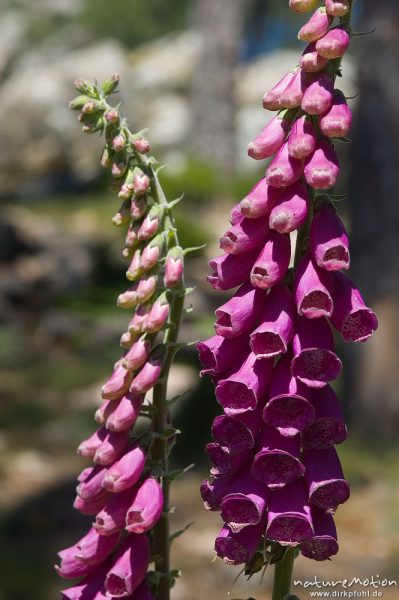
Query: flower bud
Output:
[[266, 479, 314, 544], [101, 145, 113, 168], [132, 137, 151, 154], [73, 78, 96, 96], [250, 230, 291, 289], [293, 253, 334, 319], [112, 160, 128, 179], [112, 200, 131, 227], [240, 178, 280, 219], [69, 95, 91, 111], [142, 293, 170, 333], [117, 286, 140, 309], [287, 115, 317, 160], [263, 71, 296, 111], [131, 197, 147, 221], [219, 216, 269, 255], [137, 205, 163, 241], [120, 331, 137, 349], [301, 72, 334, 115], [133, 172, 150, 196], [105, 108, 120, 124], [129, 304, 152, 335], [310, 202, 350, 271], [316, 27, 350, 60], [325, 0, 350, 17], [289, 0, 320, 12], [130, 357, 163, 394], [248, 114, 290, 160], [269, 181, 309, 233], [140, 234, 164, 271], [112, 132, 127, 152], [95, 398, 116, 425], [123, 337, 152, 371], [319, 90, 352, 138], [102, 365, 133, 400], [279, 69, 309, 109], [265, 142, 304, 189], [300, 42, 329, 73], [102, 73, 120, 95], [304, 139, 340, 190], [164, 246, 184, 287], [125, 478, 163, 533], [126, 250, 142, 282], [103, 445, 146, 493], [106, 392, 144, 432], [82, 100, 102, 115], [125, 224, 139, 248], [298, 8, 332, 43]]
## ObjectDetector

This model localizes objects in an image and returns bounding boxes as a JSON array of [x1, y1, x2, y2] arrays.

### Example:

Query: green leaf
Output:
[[169, 522, 194, 544]]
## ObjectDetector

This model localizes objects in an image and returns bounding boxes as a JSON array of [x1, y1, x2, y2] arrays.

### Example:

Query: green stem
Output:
[[272, 548, 296, 600]]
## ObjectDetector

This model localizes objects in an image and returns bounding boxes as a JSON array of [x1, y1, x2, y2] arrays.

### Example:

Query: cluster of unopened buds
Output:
[[199, 0, 378, 570], [57, 75, 186, 599]]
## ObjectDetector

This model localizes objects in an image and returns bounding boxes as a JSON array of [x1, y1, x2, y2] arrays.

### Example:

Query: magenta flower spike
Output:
[[300, 507, 339, 561], [76, 465, 107, 501], [265, 142, 304, 189], [325, 0, 350, 17], [280, 69, 309, 109], [216, 352, 273, 415], [304, 139, 340, 189], [302, 73, 334, 117], [302, 385, 347, 449], [130, 357, 162, 394], [310, 203, 350, 271], [266, 479, 314, 544], [106, 392, 144, 432], [298, 7, 332, 43], [219, 216, 269, 255], [94, 487, 138, 536], [215, 282, 267, 338], [215, 520, 265, 565], [206, 442, 251, 478], [250, 284, 296, 358], [221, 473, 269, 531], [248, 114, 290, 160], [211, 407, 263, 455], [250, 230, 291, 289], [102, 445, 146, 493], [251, 424, 305, 488], [125, 477, 163, 534], [263, 354, 315, 435], [330, 271, 378, 342], [291, 316, 342, 388], [78, 427, 107, 460], [104, 534, 150, 598], [304, 447, 350, 512], [269, 182, 309, 234], [207, 248, 259, 290], [289, 0, 320, 12], [320, 90, 352, 139], [316, 27, 350, 60], [293, 253, 334, 319], [94, 430, 130, 466], [300, 42, 329, 73], [240, 178, 281, 219], [288, 116, 317, 160], [102, 366, 132, 401], [196, 333, 249, 377], [263, 71, 296, 111]]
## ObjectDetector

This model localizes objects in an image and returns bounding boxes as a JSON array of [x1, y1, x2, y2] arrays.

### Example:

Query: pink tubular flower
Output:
[[57, 528, 119, 578], [250, 284, 296, 358], [94, 487, 138, 536], [207, 248, 259, 290], [76, 464, 106, 501], [293, 253, 334, 319], [288, 116, 317, 160], [325, 0, 350, 18], [310, 203, 350, 271], [214, 281, 266, 338], [130, 357, 162, 394], [303, 447, 350, 512], [280, 69, 309, 109], [94, 430, 130, 466], [304, 139, 340, 190], [73, 492, 111, 516], [216, 352, 273, 415], [78, 427, 107, 460], [102, 445, 146, 493], [330, 272, 378, 342], [123, 338, 152, 371], [302, 385, 347, 449], [240, 178, 281, 219], [250, 230, 291, 289], [265, 142, 304, 188], [142, 294, 170, 333], [104, 534, 150, 597], [320, 90, 353, 139], [106, 393, 144, 432], [289, 0, 320, 13], [196, 333, 249, 377], [215, 520, 265, 565], [248, 114, 290, 160], [298, 7, 332, 43], [263, 71, 296, 111], [291, 316, 342, 388], [300, 508, 339, 561], [301, 73, 334, 116], [125, 478, 163, 534], [164, 246, 184, 287], [266, 479, 314, 544], [263, 354, 315, 435], [269, 182, 309, 233], [300, 42, 329, 73], [102, 366, 132, 401], [219, 216, 269, 255], [316, 27, 350, 60]]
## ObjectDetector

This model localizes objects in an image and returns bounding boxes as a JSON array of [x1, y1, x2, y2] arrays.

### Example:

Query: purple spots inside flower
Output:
[[220, 232, 238, 253], [309, 480, 350, 512], [218, 381, 256, 411], [126, 510, 143, 526], [323, 246, 349, 269], [251, 267, 269, 287], [264, 396, 315, 434], [251, 332, 286, 357], [341, 309, 378, 342], [267, 515, 314, 544], [106, 574, 127, 597], [252, 451, 305, 488], [221, 496, 262, 530], [292, 348, 342, 388], [301, 535, 339, 561], [300, 291, 333, 319], [212, 416, 254, 454], [215, 537, 250, 565], [302, 418, 347, 449]]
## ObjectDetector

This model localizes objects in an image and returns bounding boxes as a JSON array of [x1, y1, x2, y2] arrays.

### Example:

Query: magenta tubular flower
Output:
[[211, 406, 263, 455], [57, 529, 119, 578], [280, 69, 309, 109], [287, 116, 317, 160], [215, 282, 266, 338], [300, 42, 329, 73], [316, 27, 350, 60], [104, 534, 150, 598], [130, 357, 162, 394], [240, 178, 281, 219], [216, 352, 273, 415], [304, 447, 350, 512], [78, 427, 107, 460], [221, 473, 269, 532], [102, 445, 146, 493], [250, 230, 291, 289], [61, 564, 107, 599], [207, 248, 259, 290], [94, 487, 138, 536], [206, 442, 251, 478], [325, 0, 350, 17], [201, 476, 231, 511], [219, 216, 269, 255], [94, 430, 130, 466], [95, 398, 117, 425], [123, 338, 151, 371], [250, 285, 296, 358], [269, 182, 309, 234], [300, 507, 339, 560], [229, 202, 244, 226], [320, 90, 352, 139], [263, 354, 315, 435], [263, 71, 296, 111], [330, 272, 378, 342], [73, 492, 111, 516], [302, 385, 347, 449], [102, 366, 132, 401], [125, 478, 163, 534], [248, 114, 290, 160], [106, 393, 144, 432], [265, 142, 304, 189], [289, 0, 320, 12], [298, 8, 332, 42], [291, 316, 342, 388], [266, 479, 314, 544], [304, 139, 340, 190], [310, 203, 350, 271], [251, 424, 305, 488], [293, 253, 334, 319], [215, 520, 265, 565], [301, 73, 334, 116], [196, 333, 249, 377], [76, 465, 107, 501]]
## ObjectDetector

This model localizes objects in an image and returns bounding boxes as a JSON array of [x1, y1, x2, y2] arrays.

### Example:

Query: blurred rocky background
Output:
[[0, 0, 399, 598]]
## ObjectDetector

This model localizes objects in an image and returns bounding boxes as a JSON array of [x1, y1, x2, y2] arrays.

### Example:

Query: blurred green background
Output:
[[0, 0, 399, 598]]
